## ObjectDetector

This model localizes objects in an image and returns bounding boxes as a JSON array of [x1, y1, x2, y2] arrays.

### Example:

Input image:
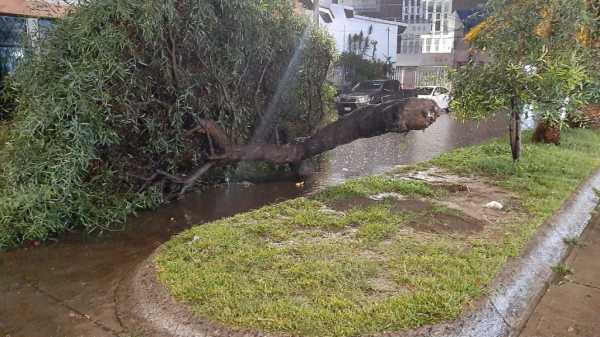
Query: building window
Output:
[[0, 16, 26, 78]]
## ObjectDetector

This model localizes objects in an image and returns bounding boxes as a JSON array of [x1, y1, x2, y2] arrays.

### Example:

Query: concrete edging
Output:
[[116, 169, 600, 337]]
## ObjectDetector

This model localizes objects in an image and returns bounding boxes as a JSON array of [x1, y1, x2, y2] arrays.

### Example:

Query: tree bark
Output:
[[145, 98, 440, 198], [509, 99, 522, 161], [200, 98, 439, 164]]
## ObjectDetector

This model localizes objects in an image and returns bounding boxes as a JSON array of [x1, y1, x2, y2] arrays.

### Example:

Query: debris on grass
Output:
[[484, 201, 504, 210]]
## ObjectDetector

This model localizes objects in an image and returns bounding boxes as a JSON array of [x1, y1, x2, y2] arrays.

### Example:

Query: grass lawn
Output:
[[155, 129, 600, 336]]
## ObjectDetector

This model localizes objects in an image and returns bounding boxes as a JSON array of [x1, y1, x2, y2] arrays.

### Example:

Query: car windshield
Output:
[[352, 81, 384, 93], [417, 87, 434, 95]]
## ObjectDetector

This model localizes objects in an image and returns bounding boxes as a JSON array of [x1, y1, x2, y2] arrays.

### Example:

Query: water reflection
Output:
[[312, 113, 509, 185]]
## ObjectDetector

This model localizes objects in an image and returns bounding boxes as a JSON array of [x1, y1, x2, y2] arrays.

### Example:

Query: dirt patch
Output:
[[390, 199, 434, 213], [331, 197, 433, 214], [361, 249, 389, 261], [330, 197, 378, 211], [429, 183, 469, 193], [409, 213, 484, 233], [367, 273, 411, 298], [396, 167, 524, 226]]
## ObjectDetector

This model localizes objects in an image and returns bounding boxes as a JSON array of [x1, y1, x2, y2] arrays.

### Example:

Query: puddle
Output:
[[330, 197, 378, 211], [390, 199, 434, 213]]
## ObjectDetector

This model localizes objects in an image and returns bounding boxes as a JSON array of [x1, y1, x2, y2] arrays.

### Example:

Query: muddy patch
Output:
[[409, 213, 485, 233], [390, 199, 434, 213], [330, 197, 434, 214], [330, 197, 378, 211], [430, 183, 470, 193]]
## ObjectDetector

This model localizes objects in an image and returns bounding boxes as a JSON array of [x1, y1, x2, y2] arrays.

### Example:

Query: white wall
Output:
[[321, 4, 402, 64], [336, 0, 379, 11], [395, 53, 454, 67]]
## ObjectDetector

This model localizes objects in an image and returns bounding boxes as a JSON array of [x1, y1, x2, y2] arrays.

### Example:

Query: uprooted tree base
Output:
[[142, 98, 440, 199]]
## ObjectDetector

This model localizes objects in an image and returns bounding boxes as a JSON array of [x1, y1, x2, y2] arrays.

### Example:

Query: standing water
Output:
[[0, 113, 509, 336]]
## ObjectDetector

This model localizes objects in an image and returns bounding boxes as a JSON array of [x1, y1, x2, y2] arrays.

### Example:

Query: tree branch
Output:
[[141, 98, 439, 199]]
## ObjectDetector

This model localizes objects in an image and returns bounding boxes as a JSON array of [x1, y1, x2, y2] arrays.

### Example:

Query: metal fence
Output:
[[391, 66, 450, 89], [328, 65, 451, 91]]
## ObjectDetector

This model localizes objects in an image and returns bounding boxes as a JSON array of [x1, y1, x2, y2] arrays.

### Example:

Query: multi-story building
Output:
[[335, 0, 456, 87]]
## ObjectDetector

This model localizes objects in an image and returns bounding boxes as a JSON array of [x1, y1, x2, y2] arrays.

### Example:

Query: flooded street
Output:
[[312, 113, 508, 185], [0, 113, 509, 337]]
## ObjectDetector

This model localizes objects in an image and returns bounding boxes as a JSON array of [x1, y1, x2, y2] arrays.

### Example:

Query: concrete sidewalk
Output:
[[518, 205, 600, 337]]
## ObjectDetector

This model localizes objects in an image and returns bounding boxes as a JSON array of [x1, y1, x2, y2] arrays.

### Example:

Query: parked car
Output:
[[416, 86, 450, 112], [336, 79, 412, 115]]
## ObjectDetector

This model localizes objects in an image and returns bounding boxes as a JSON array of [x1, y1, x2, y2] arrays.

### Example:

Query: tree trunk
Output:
[[509, 99, 521, 161], [146, 98, 440, 198], [202, 98, 440, 163]]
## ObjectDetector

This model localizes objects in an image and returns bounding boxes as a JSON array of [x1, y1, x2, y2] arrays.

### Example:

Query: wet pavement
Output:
[[518, 205, 600, 337], [313, 113, 508, 185], [0, 113, 510, 337]]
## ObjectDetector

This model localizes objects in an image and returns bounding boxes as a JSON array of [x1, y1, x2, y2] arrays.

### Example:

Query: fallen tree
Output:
[[0, 0, 438, 247], [143, 98, 439, 199]]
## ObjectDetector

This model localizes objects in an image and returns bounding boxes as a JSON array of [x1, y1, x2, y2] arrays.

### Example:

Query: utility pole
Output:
[[387, 27, 390, 57], [313, 0, 320, 25], [341, 23, 346, 94]]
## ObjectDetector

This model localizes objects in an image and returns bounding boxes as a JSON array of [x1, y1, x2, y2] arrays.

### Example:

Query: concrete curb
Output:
[[117, 169, 600, 337]]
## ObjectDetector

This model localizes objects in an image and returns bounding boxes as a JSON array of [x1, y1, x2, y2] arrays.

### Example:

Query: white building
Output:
[[318, 2, 407, 65], [335, 0, 457, 87]]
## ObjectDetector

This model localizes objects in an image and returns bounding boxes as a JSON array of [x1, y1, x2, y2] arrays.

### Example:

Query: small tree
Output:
[[450, 0, 595, 160], [338, 25, 391, 88]]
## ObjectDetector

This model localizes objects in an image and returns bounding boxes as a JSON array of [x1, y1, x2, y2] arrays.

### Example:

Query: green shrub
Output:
[[0, 0, 335, 247]]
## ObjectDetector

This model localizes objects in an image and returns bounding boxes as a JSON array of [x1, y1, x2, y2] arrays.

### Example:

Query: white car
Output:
[[416, 86, 450, 112]]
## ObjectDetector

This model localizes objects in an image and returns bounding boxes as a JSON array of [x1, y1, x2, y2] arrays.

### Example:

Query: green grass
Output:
[[156, 129, 600, 336], [563, 237, 588, 247], [551, 263, 575, 274]]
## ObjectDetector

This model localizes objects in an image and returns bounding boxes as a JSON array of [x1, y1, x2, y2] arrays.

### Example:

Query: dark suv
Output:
[[336, 79, 406, 115]]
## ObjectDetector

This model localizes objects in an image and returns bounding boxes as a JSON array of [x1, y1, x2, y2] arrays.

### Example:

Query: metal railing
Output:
[[328, 65, 450, 91], [391, 66, 449, 89]]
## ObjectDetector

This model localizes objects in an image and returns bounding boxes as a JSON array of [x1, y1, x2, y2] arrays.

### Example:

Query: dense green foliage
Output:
[[337, 26, 392, 87], [338, 53, 391, 87], [0, 0, 336, 247], [157, 129, 600, 336]]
